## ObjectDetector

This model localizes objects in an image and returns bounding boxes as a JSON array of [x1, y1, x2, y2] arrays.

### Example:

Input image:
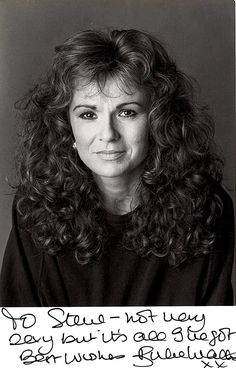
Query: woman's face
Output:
[[69, 78, 149, 181]]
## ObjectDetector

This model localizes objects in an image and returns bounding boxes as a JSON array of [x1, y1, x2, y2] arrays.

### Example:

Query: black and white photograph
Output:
[[0, 0, 234, 307]]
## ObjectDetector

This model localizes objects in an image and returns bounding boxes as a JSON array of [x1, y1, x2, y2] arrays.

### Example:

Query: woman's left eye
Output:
[[119, 110, 137, 118]]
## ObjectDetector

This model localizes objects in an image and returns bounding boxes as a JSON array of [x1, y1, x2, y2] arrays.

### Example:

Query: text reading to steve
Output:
[[1, 307, 236, 367]]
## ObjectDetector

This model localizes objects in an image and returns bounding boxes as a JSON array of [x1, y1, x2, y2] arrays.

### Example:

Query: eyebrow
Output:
[[73, 104, 97, 111], [72, 101, 144, 112]]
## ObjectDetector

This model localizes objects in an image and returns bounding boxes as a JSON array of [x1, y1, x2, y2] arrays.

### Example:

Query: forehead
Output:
[[71, 77, 146, 103]]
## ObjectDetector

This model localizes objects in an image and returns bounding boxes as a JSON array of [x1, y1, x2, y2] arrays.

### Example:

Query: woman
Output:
[[0, 29, 234, 306]]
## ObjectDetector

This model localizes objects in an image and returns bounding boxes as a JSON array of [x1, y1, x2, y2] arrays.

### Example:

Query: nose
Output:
[[99, 114, 120, 142]]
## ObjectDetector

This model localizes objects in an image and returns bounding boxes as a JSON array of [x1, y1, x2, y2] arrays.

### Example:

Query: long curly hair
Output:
[[16, 29, 224, 266]]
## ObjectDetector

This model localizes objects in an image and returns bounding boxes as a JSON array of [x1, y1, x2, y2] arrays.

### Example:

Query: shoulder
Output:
[[10, 193, 41, 259], [213, 183, 234, 211], [0, 194, 43, 306], [206, 184, 234, 268], [213, 183, 234, 235]]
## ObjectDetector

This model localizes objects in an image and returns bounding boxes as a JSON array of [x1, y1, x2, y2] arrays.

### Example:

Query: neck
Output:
[[93, 170, 142, 215]]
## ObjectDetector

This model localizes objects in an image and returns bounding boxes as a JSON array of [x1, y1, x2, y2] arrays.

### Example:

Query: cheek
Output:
[[72, 125, 94, 149], [130, 125, 149, 152]]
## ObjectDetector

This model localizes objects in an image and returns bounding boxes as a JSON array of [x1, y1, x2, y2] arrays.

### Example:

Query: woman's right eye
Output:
[[79, 111, 97, 120]]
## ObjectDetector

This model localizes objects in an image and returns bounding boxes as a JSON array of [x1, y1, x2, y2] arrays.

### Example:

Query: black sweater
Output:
[[0, 186, 234, 306]]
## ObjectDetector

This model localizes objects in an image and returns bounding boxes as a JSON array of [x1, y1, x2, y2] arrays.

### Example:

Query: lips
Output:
[[96, 150, 125, 161]]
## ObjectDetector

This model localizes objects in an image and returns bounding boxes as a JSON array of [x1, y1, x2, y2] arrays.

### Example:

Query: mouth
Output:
[[95, 150, 125, 161]]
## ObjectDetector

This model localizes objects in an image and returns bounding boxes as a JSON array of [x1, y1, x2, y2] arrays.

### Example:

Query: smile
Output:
[[96, 150, 125, 161]]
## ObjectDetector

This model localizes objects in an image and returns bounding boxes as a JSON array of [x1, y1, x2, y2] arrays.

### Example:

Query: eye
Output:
[[79, 111, 97, 120], [119, 109, 137, 118]]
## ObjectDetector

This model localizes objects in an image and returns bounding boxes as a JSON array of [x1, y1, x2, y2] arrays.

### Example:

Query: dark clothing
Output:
[[0, 186, 234, 306]]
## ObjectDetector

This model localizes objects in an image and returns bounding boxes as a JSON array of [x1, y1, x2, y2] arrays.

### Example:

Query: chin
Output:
[[93, 169, 127, 178], [86, 161, 127, 178]]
